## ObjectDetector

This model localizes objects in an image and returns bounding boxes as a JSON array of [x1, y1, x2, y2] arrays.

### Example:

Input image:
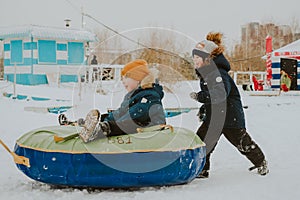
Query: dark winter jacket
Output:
[[104, 83, 166, 135], [195, 53, 245, 129]]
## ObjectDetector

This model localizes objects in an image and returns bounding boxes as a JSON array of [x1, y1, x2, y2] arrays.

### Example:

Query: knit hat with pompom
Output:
[[192, 40, 218, 58], [206, 32, 225, 54]]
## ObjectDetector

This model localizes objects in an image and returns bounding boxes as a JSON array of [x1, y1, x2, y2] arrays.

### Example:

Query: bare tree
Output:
[[135, 29, 194, 83], [290, 16, 300, 40], [91, 29, 125, 64]]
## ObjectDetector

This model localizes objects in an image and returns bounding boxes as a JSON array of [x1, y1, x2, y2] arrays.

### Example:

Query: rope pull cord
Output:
[[137, 124, 174, 133], [0, 139, 30, 167]]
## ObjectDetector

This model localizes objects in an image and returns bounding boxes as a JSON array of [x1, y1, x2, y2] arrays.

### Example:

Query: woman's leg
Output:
[[196, 123, 222, 176], [222, 128, 266, 168]]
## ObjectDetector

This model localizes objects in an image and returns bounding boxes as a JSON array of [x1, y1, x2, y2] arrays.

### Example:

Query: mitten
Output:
[[190, 92, 198, 101], [197, 105, 207, 122]]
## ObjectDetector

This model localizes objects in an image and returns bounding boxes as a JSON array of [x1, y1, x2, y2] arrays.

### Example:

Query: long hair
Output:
[[206, 32, 225, 55]]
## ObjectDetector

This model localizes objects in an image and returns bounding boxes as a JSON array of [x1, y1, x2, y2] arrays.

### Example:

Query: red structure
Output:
[[265, 35, 273, 87], [252, 76, 264, 91]]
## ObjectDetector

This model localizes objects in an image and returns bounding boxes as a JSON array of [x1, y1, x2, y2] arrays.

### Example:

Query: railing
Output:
[[30, 64, 124, 85], [232, 71, 266, 85]]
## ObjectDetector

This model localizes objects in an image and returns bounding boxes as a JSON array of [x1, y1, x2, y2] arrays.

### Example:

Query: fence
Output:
[[232, 71, 266, 85], [30, 64, 124, 86]]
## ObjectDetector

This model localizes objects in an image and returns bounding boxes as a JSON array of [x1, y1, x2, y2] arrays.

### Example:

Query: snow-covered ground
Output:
[[0, 80, 299, 200]]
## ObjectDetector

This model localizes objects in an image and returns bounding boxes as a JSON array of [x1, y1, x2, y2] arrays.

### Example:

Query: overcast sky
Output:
[[1, 0, 300, 51]]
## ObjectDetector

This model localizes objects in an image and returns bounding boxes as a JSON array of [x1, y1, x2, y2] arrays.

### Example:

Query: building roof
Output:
[[272, 39, 300, 56], [262, 39, 300, 59], [0, 25, 98, 41]]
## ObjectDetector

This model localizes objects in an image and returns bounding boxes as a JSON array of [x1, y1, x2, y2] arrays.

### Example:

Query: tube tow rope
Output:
[[0, 139, 30, 167]]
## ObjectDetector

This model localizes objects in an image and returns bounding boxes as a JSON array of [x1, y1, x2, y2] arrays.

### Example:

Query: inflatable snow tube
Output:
[[14, 125, 206, 188]]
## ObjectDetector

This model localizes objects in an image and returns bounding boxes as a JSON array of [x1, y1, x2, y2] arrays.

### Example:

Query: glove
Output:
[[190, 92, 198, 101], [77, 118, 85, 126], [197, 105, 207, 122]]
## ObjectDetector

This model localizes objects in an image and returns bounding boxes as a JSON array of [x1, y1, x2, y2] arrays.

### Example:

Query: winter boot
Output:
[[257, 160, 269, 176], [99, 121, 111, 136], [249, 159, 269, 176], [80, 121, 111, 143], [79, 109, 100, 143], [197, 170, 209, 178], [58, 114, 72, 125], [58, 114, 83, 126]]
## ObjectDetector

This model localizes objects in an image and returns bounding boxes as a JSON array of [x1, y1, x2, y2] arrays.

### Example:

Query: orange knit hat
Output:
[[121, 59, 150, 81]]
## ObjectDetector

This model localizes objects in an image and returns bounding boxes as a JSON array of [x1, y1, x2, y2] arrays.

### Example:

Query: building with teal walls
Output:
[[0, 25, 97, 85]]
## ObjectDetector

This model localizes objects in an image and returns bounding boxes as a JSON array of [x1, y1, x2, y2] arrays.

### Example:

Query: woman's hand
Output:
[[190, 92, 198, 101]]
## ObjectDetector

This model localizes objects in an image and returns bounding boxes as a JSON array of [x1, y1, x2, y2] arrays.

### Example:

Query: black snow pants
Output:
[[196, 123, 266, 171]]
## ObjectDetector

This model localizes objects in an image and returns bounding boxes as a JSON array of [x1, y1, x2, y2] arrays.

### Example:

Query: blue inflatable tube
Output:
[[14, 126, 206, 188]]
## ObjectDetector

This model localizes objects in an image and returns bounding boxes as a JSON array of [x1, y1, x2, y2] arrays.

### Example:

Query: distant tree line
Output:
[[90, 21, 300, 85], [2, 21, 298, 83], [228, 21, 300, 72], [90, 29, 195, 83]]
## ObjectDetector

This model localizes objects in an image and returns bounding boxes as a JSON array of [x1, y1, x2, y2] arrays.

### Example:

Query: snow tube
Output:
[[14, 125, 206, 188]]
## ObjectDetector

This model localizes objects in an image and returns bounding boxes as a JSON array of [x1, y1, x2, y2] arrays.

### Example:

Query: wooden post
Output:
[[233, 72, 237, 83], [13, 64, 16, 97]]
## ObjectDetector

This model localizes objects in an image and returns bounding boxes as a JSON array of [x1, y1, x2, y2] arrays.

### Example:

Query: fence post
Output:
[[233, 72, 237, 83], [249, 72, 253, 83]]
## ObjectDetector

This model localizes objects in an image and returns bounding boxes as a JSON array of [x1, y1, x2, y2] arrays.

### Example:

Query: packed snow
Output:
[[0, 80, 299, 200]]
